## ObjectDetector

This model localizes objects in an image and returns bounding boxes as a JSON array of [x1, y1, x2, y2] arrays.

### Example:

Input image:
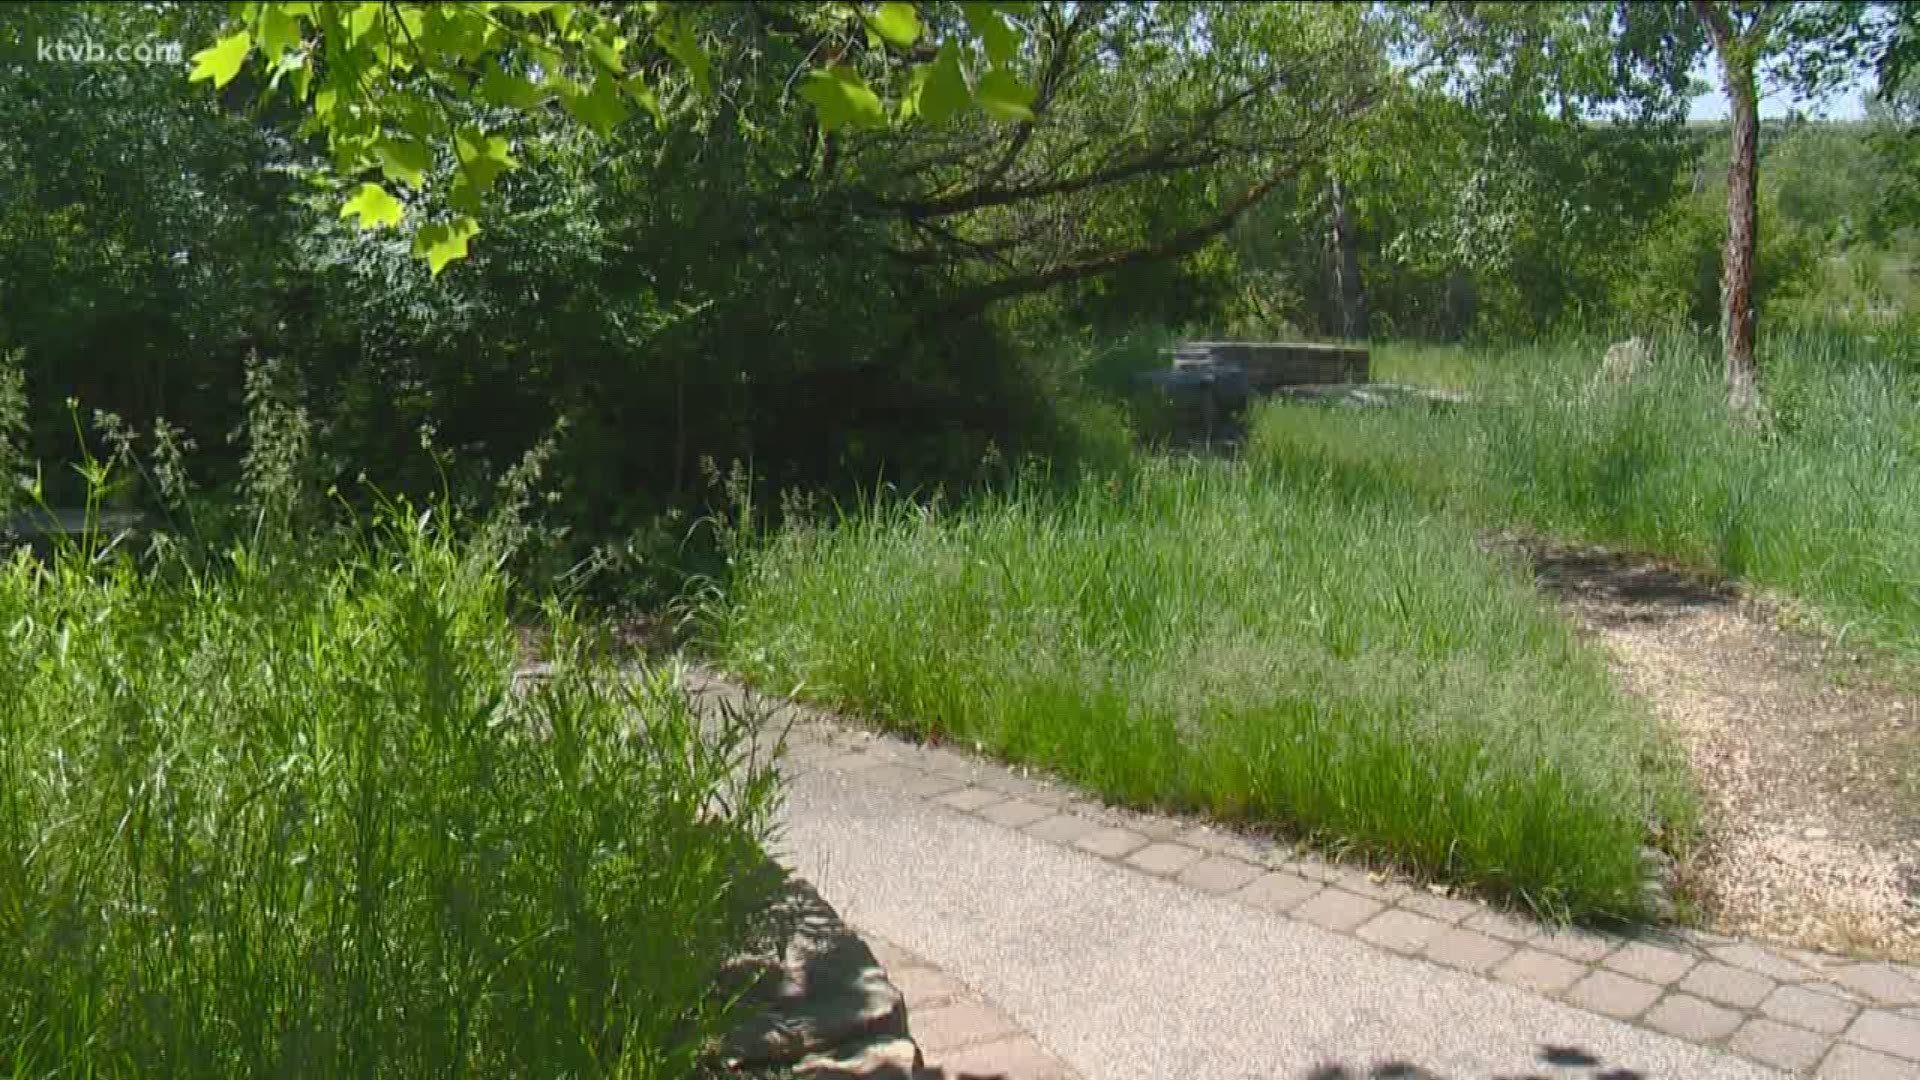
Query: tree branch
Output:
[[920, 164, 1299, 325]]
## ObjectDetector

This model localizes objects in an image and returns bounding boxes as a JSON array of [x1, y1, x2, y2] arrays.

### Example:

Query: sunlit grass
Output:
[[1253, 328, 1920, 660], [709, 460, 1692, 921], [0, 508, 779, 1078]]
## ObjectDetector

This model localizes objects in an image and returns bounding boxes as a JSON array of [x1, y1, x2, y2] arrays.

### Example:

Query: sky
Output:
[[1687, 60, 1873, 122]]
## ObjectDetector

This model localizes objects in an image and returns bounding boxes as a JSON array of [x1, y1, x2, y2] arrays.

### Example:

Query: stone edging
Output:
[[865, 933, 1082, 1080], [712, 870, 1078, 1078], [686, 669, 1920, 1079]]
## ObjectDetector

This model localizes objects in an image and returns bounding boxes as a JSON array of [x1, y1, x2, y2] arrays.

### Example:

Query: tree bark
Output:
[[1694, 0, 1763, 416], [1327, 174, 1369, 341]]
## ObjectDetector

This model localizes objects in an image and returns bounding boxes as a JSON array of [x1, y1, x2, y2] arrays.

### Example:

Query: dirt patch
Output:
[[1488, 534, 1920, 962]]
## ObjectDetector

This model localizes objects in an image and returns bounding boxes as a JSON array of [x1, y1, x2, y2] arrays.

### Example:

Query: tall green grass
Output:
[[710, 461, 1693, 920], [0, 511, 780, 1078], [1253, 330, 1920, 658]]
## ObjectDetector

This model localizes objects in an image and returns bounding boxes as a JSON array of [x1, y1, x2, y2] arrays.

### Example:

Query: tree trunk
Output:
[[1327, 174, 1369, 342], [1695, 1, 1763, 417]]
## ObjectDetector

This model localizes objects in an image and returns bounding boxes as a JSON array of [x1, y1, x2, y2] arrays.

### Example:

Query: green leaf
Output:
[[623, 73, 663, 125], [376, 137, 431, 189], [258, 6, 300, 60], [342, 2, 380, 42], [479, 66, 547, 110], [188, 30, 253, 89], [454, 126, 519, 193], [798, 66, 886, 131], [963, 3, 1019, 68], [587, 31, 627, 75], [973, 68, 1034, 121], [561, 77, 628, 136], [867, 2, 923, 49], [339, 182, 404, 230], [654, 16, 710, 96], [413, 216, 480, 275], [917, 41, 968, 124]]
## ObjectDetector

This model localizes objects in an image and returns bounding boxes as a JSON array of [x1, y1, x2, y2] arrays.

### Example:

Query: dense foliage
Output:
[[1, 0, 1914, 583]]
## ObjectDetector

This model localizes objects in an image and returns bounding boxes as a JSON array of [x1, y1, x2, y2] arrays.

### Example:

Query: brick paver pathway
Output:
[[688, 668, 1920, 1079], [860, 933, 1082, 1080]]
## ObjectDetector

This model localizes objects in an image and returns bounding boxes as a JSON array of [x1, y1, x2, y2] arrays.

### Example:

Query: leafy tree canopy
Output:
[[195, 1, 1036, 270]]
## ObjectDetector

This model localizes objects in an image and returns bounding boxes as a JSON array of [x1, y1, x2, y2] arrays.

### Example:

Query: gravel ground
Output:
[[1494, 536, 1920, 962]]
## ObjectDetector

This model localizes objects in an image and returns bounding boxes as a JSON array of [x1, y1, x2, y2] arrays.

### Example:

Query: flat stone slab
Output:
[[722, 878, 910, 1069], [793, 1035, 921, 1079]]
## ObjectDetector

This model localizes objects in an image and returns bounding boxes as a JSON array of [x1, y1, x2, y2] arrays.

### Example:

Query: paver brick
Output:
[[902, 771, 968, 799], [1846, 1010, 1920, 1062], [912, 1002, 1024, 1055], [1492, 949, 1587, 995], [1329, 866, 1409, 902], [1533, 928, 1619, 964], [1020, 787, 1075, 809], [1604, 941, 1698, 985], [976, 770, 1048, 798], [1565, 970, 1662, 1020], [1283, 859, 1342, 884], [1830, 964, 1920, 1007], [1176, 855, 1262, 895], [862, 763, 927, 790], [1294, 889, 1384, 933], [1397, 891, 1479, 924], [1072, 827, 1149, 860], [892, 966, 968, 1010], [1022, 813, 1100, 846], [1463, 908, 1540, 943], [1355, 910, 1445, 954], [1712, 942, 1816, 982], [977, 798, 1054, 829], [1763, 984, 1862, 1035], [864, 936, 920, 972], [936, 787, 1007, 813], [1233, 872, 1322, 915], [1730, 1017, 1832, 1073], [1177, 825, 1281, 865], [1820, 1044, 1920, 1080], [1130, 816, 1189, 841], [934, 1035, 1075, 1080], [1643, 994, 1744, 1043], [919, 746, 994, 782], [1124, 842, 1205, 877], [1176, 825, 1237, 853], [1423, 927, 1514, 975], [1680, 960, 1777, 1009]]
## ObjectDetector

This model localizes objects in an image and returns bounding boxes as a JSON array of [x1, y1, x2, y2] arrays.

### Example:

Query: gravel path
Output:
[[1497, 537, 1920, 963]]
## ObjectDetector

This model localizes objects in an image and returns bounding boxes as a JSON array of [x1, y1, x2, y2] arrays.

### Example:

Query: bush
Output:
[[709, 460, 1692, 921], [1612, 189, 1819, 332], [0, 510, 779, 1078]]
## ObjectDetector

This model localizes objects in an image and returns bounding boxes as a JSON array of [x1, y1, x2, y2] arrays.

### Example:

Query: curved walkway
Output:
[[685, 670, 1920, 1080]]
